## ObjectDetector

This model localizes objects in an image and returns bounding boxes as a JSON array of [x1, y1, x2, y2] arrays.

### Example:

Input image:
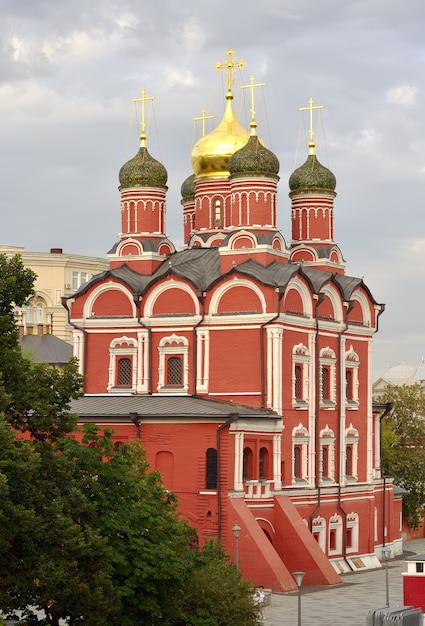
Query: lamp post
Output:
[[292, 571, 305, 626], [232, 523, 241, 568], [382, 546, 391, 606]]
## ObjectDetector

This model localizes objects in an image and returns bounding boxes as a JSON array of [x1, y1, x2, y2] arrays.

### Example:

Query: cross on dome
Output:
[[215, 48, 246, 93], [299, 97, 324, 154], [132, 89, 155, 147], [241, 74, 265, 133], [193, 108, 215, 137]]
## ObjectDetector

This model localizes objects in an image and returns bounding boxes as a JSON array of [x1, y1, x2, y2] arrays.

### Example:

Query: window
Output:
[[167, 356, 183, 386], [107, 336, 138, 393], [259, 447, 269, 480], [319, 426, 335, 482], [345, 424, 359, 480], [292, 423, 309, 483], [81, 272, 88, 285], [294, 365, 302, 400], [214, 199, 222, 227], [345, 445, 353, 477], [117, 357, 132, 386], [319, 347, 336, 406], [293, 446, 302, 478], [72, 271, 79, 290], [346, 370, 353, 401], [243, 447, 253, 481], [157, 334, 189, 394], [321, 445, 329, 478], [345, 346, 360, 408], [26, 305, 32, 323], [206, 448, 217, 489], [36, 303, 43, 323], [329, 514, 343, 555], [322, 367, 330, 400], [416, 563, 424, 573], [292, 344, 310, 407]]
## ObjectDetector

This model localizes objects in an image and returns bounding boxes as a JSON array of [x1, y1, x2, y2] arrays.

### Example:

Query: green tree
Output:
[[175, 542, 261, 626], [380, 382, 425, 529], [0, 254, 261, 625]]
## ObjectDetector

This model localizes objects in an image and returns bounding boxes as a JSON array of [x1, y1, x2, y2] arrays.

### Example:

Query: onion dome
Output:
[[191, 91, 249, 179], [181, 173, 196, 202], [229, 134, 280, 180], [289, 141, 336, 194], [119, 137, 168, 190]]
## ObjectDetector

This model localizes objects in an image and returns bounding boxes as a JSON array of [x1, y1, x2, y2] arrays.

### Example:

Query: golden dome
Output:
[[191, 91, 249, 179]]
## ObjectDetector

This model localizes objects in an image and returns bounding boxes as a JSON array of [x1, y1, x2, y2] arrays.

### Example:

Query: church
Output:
[[67, 49, 402, 592]]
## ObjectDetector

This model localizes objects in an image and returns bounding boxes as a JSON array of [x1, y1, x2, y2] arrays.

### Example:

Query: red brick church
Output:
[[67, 50, 402, 592]]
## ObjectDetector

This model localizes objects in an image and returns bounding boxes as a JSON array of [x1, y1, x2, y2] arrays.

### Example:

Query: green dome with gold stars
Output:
[[229, 135, 280, 180], [119, 146, 168, 190]]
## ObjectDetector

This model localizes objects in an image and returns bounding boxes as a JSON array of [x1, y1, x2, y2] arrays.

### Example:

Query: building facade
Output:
[[67, 51, 402, 591], [0, 246, 108, 343]]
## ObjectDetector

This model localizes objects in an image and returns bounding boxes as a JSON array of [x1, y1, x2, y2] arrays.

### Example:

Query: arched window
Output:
[[167, 356, 183, 386], [117, 357, 132, 386], [243, 447, 253, 481], [206, 448, 217, 489], [259, 447, 269, 480], [36, 303, 43, 323], [214, 199, 222, 227]]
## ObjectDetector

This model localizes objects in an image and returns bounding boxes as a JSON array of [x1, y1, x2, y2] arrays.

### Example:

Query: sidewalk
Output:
[[262, 538, 425, 626]]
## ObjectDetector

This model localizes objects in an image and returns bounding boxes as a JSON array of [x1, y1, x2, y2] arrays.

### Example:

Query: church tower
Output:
[[289, 99, 344, 272], [109, 90, 175, 273]]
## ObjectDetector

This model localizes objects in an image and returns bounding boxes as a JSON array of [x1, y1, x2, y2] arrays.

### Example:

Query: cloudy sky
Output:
[[1, 0, 424, 379]]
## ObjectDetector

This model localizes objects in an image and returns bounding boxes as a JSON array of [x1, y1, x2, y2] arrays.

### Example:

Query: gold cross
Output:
[[193, 108, 215, 137], [299, 98, 324, 144], [241, 75, 265, 125], [132, 89, 155, 139], [215, 48, 246, 92]]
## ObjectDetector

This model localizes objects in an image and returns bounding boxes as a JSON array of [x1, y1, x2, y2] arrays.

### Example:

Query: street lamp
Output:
[[292, 571, 305, 626], [232, 523, 241, 568], [382, 546, 391, 606]]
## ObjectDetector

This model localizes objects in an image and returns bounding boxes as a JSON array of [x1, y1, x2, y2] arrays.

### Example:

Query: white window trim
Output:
[[319, 347, 336, 408], [320, 425, 335, 482], [157, 334, 189, 394], [108, 336, 138, 393], [292, 423, 309, 484], [312, 516, 326, 553], [328, 513, 343, 555], [292, 343, 310, 408], [345, 345, 360, 409], [346, 512, 359, 553], [345, 423, 359, 480]]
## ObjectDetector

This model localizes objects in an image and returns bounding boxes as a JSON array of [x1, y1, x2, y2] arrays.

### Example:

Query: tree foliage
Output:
[[0, 254, 261, 626], [379, 382, 425, 529]]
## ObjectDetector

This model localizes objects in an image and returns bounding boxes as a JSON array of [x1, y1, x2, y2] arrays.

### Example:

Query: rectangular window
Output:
[[294, 365, 303, 400], [321, 367, 330, 400], [167, 356, 183, 386], [72, 271, 79, 290], [80, 272, 88, 285]]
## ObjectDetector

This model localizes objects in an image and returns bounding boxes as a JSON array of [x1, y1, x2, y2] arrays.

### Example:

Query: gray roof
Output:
[[70, 247, 379, 305], [70, 394, 279, 420], [20, 334, 73, 365]]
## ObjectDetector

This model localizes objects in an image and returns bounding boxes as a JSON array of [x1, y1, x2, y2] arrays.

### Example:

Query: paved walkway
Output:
[[263, 538, 425, 625]]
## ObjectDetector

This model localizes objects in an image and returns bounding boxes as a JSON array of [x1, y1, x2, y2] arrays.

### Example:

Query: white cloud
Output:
[[386, 84, 418, 105]]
